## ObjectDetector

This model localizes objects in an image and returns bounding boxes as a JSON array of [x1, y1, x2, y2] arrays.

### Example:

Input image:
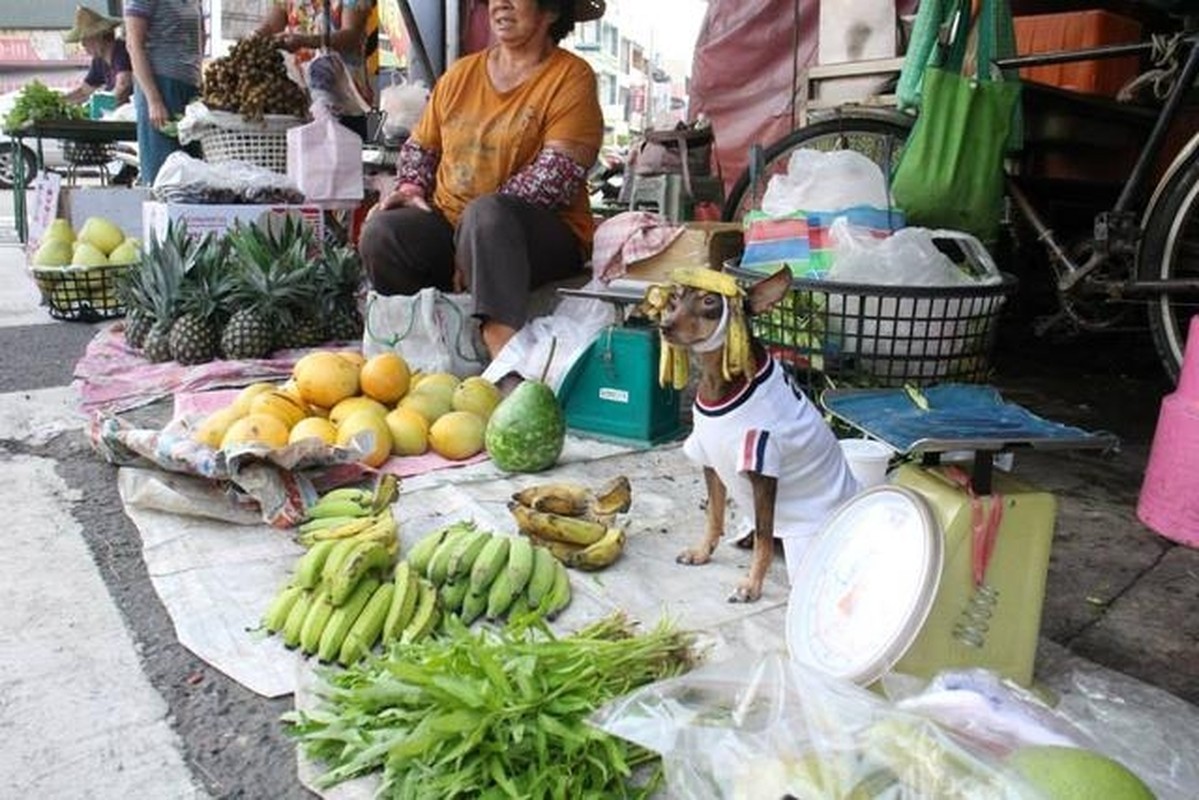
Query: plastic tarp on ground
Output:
[[690, 0, 918, 196]]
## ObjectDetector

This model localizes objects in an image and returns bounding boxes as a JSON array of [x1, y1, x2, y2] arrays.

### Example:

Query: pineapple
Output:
[[134, 223, 195, 362], [220, 218, 313, 360], [169, 235, 232, 365], [319, 244, 365, 342]]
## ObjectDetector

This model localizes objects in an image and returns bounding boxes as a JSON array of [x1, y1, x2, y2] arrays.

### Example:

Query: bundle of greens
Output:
[[3, 81, 86, 132], [284, 612, 700, 799]]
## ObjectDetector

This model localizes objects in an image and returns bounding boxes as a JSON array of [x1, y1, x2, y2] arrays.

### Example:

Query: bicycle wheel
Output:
[[722, 110, 914, 223], [1140, 146, 1199, 384]]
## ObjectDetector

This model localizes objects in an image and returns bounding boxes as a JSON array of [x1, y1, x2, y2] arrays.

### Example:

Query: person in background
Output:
[[358, 0, 605, 361], [61, 6, 133, 107], [123, 0, 203, 185], [255, 0, 371, 140]]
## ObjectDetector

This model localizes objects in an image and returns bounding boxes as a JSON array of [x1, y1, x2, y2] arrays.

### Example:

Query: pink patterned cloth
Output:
[[590, 211, 685, 283]]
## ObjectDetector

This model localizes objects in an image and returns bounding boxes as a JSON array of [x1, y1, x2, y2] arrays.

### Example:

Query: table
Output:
[[11, 119, 139, 243]]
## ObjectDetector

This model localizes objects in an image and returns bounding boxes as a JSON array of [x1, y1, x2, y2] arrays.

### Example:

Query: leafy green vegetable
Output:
[[3, 81, 86, 132], [283, 612, 701, 799]]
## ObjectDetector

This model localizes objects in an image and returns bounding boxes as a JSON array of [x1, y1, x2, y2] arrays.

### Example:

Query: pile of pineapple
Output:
[[117, 218, 364, 365], [202, 34, 310, 121]]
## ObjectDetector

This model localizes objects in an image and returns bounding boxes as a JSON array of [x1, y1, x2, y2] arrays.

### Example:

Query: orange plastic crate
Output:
[[1013, 10, 1143, 97]]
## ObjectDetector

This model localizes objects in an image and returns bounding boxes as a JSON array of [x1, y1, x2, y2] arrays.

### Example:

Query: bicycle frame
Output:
[[996, 31, 1199, 298]]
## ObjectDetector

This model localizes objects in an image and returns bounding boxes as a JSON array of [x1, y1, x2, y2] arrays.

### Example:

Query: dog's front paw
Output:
[[676, 547, 712, 566], [727, 581, 763, 603]]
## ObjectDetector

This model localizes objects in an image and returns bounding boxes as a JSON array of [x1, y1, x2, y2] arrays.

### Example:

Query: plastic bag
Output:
[[592, 653, 1058, 799], [760, 148, 892, 216], [286, 106, 364, 203], [151, 151, 305, 204], [827, 219, 1003, 287], [361, 288, 487, 376], [378, 78, 429, 142]]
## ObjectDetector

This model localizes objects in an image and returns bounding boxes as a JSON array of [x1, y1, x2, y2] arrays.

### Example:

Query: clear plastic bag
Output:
[[590, 653, 1174, 800], [151, 151, 305, 204], [760, 148, 892, 216]]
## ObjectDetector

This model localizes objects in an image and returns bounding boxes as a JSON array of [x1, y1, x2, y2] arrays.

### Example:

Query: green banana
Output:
[[439, 578, 470, 613], [539, 560, 572, 620], [299, 588, 337, 655], [316, 486, 374, 506], [507, 594, 532, 619], [468, 534, 511, 595], [400, 579, 441, 644], [426, 523, 475, 586], [297, 514, 368, 535], [338, 582, 394, 666], [281, 588, 316, 648], [524, 546, 558, 608], [505, 535, 535, 597], [329, 540, 393, 607], [304, 497, 373, 522], [458, 588, 488, 626], [262, 583, 303, 633], [406, 525, 458, 576], [446, 528, 492, 582], [486, 569, 519, 620], [320, 537, 361, 586], [566, 526, 626, 571], [370, 473, 400, 513], [382, 561, 419, 644], [293, 540, 338, 589], [317, 576, 379, 663]]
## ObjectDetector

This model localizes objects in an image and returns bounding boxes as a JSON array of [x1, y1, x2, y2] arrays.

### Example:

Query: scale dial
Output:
[[787, 485, 943, 686]]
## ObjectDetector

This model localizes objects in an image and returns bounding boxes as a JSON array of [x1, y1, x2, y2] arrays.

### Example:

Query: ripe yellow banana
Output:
[[510, 482, 592, 517], [590, 475, 633, 516], [299, 515, 377, 546], [566, 526, 627, 571], [318, 576, 380, 663], [522, 532, 586, 564], [338, 582, 394, 666], [507, 501, 607, 546], [297, 514, 368, 535]]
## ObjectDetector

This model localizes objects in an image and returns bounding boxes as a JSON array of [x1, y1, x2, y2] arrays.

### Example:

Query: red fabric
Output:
[[690, 0, 919, 199]]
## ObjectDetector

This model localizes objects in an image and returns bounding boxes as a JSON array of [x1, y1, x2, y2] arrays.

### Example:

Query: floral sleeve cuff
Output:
[[396, 140, 438, 195], [498, 148, 587, 209]]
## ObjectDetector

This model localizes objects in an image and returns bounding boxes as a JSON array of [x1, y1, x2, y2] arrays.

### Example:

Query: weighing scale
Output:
[[554, 282, 687, 446], [787, 384, 1117, 688]]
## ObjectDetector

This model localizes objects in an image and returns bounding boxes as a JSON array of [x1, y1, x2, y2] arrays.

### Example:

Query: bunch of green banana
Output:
[[510, 475, 632, 519], [508, 496, 628, 571], [299, 474, 401, 526]]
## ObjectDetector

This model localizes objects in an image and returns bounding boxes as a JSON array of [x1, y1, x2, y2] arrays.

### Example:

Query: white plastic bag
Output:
[[760, 148, 892, 216], [286, 108, 364, 203], [378, 79, 429, 141], [827, 219, 1002, 287], [361, 288, 487, 376]]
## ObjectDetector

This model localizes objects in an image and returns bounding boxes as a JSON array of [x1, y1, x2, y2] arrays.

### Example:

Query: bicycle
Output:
[[721, 21, 1199, 384]]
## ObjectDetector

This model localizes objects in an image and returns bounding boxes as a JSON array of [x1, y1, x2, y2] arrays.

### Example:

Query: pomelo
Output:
[[1006, 745, 1155, 800], [71, 241, 108, 267], [32, 238, 73, 267], [107, 239, 140, 266], [384, 407, 429, 456], [44, 218, 74, 244], [428, 410, 486, 460], [78, 216, 125, 255]]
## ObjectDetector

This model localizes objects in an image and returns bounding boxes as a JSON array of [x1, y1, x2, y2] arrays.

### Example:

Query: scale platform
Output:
[[786, 385, 1118, 687]]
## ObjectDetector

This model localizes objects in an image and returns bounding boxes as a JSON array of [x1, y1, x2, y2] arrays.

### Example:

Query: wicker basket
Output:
[[198, 127, 290, 173], [29, 262, 131, 322], [727, 265, 1019, 392]]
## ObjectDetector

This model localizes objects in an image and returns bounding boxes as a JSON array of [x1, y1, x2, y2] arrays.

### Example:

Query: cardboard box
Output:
[[1014, 10, 1143, 97], [143, 202, 324, 244], [624, 221, 744, 283]]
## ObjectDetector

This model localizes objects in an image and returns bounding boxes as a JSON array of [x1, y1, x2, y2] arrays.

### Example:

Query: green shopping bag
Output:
[[891, 0, 1022, 243]]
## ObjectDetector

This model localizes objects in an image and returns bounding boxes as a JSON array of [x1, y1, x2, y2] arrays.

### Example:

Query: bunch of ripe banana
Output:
[[404, 520, 572, 625], [507, 476, 633, 571]]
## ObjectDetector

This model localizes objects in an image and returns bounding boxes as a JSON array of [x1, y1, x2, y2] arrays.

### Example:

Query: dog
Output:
[[650, 265, 860, 602]]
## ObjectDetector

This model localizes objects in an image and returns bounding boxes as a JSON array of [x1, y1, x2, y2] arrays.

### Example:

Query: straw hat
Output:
[[63, 6, 121, 43], [574, 0, 605, 23]]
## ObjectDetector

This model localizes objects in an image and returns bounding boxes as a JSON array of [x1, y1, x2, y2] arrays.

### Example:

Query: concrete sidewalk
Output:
[[1, 219, 1196, 797]]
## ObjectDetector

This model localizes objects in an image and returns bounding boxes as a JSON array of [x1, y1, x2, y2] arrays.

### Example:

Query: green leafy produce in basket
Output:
[[3, 81, 86, 131]]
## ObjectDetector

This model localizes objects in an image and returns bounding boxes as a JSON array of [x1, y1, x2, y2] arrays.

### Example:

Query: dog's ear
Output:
[[746, 266, 793, 316]]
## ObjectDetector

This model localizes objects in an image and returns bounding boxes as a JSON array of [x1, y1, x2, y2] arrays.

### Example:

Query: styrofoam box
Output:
[[143, 201, 324, 244], [61, 186, 153, 243]]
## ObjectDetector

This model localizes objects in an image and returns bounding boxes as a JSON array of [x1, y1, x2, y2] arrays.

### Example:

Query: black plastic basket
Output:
[[29, 262, 131, 322], [727, 265, 1018, 392]]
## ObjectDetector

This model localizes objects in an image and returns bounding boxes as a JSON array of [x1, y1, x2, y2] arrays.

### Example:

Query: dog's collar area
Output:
[[690, 296, 729, 353]]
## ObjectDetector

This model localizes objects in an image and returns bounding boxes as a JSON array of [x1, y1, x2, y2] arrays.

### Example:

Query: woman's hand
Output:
[[378, 182, 431, 213], [275, 32, 311, 52], [148, 98, 170, 129]]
